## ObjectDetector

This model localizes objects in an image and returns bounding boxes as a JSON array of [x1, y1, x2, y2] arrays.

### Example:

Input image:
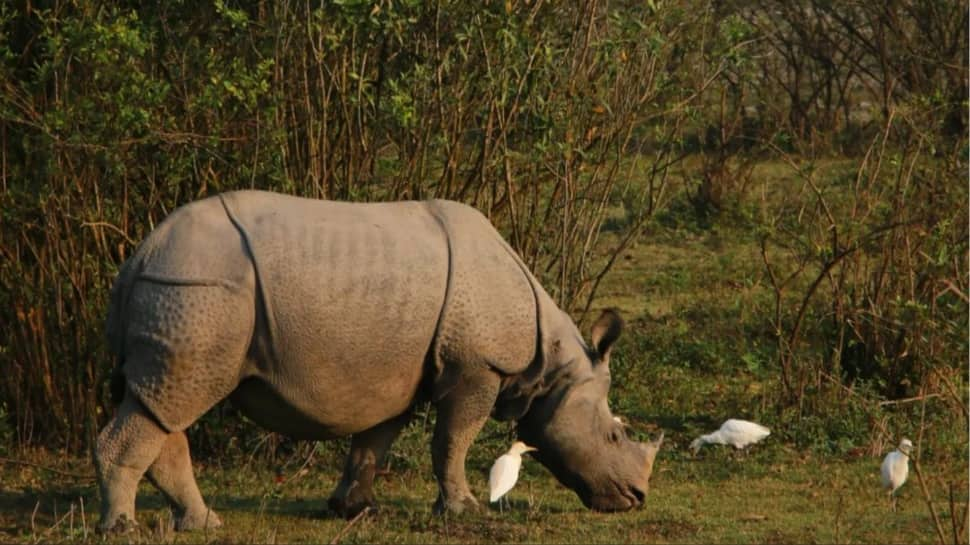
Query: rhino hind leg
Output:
[[96, 387, 225, 533], [96, 281, 252, 532], [431, 365, 501, 515], [146, 430, 222, 531], [94, 393, 170, 533], [328, 411, 412, 519], [123, 281, 254, 432]]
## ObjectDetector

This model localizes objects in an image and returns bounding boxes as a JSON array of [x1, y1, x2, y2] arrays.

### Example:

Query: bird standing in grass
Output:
[[690, 419, 770, 456], [881, 438, 913, 512], [489, 441, 537, 511]]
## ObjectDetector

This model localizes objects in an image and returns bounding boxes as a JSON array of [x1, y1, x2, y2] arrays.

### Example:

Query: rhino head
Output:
[[511, 309, 663, 511]]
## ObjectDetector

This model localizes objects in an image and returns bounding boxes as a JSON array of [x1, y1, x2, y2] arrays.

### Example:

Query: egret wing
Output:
[[723, 419, 770, 437], [881, 451, 907, 491], [880, 452, 895, 488], [489, 454, 523, 502]]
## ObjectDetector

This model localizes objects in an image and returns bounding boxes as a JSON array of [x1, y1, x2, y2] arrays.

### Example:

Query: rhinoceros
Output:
[[94, 190, 663, 532]]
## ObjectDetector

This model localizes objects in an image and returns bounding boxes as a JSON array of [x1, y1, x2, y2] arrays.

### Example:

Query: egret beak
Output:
[[689, 437, 702, 456]]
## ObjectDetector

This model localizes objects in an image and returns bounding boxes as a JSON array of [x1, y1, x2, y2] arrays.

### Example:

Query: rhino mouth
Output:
[[589, 483, 646, 512], [531, 449, 648, 512]]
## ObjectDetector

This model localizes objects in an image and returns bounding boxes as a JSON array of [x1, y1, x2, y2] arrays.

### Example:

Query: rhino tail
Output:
[[104, 239, 154, 405], [109, 362, 127, 405]]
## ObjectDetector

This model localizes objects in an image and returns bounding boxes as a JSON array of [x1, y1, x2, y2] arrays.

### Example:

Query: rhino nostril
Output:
[[630, 487, 645, 504]]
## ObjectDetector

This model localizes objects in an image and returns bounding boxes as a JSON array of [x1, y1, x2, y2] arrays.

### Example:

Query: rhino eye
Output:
[[609, 428, 622, 443]]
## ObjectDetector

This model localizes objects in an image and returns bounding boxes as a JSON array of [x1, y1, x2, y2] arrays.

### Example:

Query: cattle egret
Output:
[[690, 419, 770, 456], [881, 438, 913, 512], [489, 441, 537, 510]]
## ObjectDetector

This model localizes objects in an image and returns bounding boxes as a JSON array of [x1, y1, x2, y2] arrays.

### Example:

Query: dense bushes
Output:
[[0, 0, 965, 454]]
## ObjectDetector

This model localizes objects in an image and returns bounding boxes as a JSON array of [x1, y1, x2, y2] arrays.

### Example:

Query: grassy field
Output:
[[1, 160, 966, 544], [1, 443, 961, 544]]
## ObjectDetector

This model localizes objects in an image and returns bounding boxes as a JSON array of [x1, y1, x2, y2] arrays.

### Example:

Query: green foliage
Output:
[[0, 0, 965, 471]]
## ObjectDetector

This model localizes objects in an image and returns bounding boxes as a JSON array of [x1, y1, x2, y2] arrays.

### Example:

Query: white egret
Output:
[[690, 419, 770, 456], [489, 441, 537, 510], [881, 438, 913, 512]]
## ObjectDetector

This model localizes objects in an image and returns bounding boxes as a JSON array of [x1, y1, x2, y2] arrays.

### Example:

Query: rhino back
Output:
[[222, 191, 449, 430], [138, 194, 255, 288]]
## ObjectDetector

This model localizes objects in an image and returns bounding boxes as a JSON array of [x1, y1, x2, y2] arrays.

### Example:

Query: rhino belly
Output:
[[228, 377, 348, 440]]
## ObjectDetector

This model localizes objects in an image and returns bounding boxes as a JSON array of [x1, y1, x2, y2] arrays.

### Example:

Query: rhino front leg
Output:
[[145, 430, 222, 531], [431, 365, 501, 515], [328, 411, 412, 519]]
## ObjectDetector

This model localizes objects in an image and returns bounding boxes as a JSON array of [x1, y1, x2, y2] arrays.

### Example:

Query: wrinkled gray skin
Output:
[[94, 190, 662, 533]]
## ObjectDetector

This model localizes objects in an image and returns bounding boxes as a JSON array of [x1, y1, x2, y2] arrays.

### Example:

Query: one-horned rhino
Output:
[[94, 190, 663, 532]]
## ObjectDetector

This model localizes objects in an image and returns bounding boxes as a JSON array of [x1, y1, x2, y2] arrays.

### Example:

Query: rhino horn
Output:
[[642, 430, 664, 478]]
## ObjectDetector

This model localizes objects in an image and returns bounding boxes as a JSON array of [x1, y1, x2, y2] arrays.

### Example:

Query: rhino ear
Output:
[[590, 308, 624, 364]]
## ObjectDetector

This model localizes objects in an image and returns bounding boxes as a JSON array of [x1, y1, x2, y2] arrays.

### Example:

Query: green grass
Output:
[[1, 439, 963, 544], [1, 157, 966, 544]]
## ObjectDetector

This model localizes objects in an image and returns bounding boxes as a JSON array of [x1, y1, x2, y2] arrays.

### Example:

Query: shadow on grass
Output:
[[623, 413, 721, 450], [0, 483, 356, 532], [2, 473, 602, 542], [0, 484, 102, 537], [648, 413, 721, 433]]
